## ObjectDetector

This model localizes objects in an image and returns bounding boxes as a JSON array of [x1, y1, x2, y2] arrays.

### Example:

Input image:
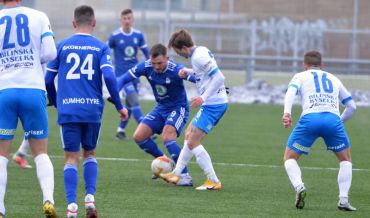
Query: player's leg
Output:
[[116, 88, 130, 140], [13, 138, 32, 168], [0, 90, 18, 216], [116, 82, 144, 140], [60, 123, 82, 218], [133, 110, 164, 158], [0, 140, 12, 216], [81, 123, 100, 218], [283, 114, 318, 209], [324, 117, 356, 211], [192, 104, 228, 190], [161, 123, 192, 186], [21, 89, 57, 217], [129, 80, 144, 123], [335, 148, 356, 211]]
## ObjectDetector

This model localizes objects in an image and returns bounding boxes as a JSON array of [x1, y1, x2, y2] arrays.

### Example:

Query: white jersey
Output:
[[0, 6, 53, 91], [288, 68, 352, 117], [190, 46, 228, 105]]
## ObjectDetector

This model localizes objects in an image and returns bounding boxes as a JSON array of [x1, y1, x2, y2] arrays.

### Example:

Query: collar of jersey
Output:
[[120, 27, 133, 36], [3, 6, 24, 9], [75, 33, 92, 36], [189, 46, 198, 58]]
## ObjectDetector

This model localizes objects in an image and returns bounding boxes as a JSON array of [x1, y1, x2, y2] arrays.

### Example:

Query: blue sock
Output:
[[84, 157, 98, 196], [64, 163, 78, 204], [131, 105, 144, 123], [164, 140, 188, 174], [119, 109, 131, 129], [137, 138, 164, 158]]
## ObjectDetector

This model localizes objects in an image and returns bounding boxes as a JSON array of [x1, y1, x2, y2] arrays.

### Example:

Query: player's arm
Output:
[[45, 68, 57, 107], [200, 69, 225, 101], [141, 46, 150, 60], [282, 86, 297, 128], [178, 68, 196, 83], [139, 33, 150, 59], [39, 13, 57, 63], [40, 36, 57, 63], [339, 83, 356, 122], [117, 68, 138, 90], [44, 45, 60, 107], [103, 67, 123, 111]]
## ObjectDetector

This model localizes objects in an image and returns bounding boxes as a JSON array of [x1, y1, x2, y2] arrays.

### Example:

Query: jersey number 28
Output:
[[0, 14, 30, 49]]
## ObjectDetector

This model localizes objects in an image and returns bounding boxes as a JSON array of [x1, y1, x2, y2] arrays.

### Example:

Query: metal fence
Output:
[[17, 0, 370, 83]]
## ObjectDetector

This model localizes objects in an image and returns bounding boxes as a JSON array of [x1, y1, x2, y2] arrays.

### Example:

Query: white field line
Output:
[[48, 155, 370, 172]]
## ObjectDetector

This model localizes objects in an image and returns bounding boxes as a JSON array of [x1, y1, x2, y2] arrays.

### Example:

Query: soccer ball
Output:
[[151, 156, 174, 176]]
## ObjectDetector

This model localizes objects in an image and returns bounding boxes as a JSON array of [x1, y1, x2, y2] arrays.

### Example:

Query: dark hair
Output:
[[150, 44, 167, 58], [168, 29, 194, 49], [121, 9, 133, 16], [304, 50, 322, 66], [74, 5, 95, 26]]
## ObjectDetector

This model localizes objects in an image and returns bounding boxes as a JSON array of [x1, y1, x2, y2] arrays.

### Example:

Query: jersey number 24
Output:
[[66, 53, 94, 80]]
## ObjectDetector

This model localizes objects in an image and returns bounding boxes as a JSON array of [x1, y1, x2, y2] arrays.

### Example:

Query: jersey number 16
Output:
[[311, 72, 333, 93]]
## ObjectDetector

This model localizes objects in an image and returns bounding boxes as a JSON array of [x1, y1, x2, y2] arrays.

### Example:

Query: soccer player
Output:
[[45, 5, 128, 218], [282, 51, 357, 211], [0, 0, 58, 217], [108, 8, 149, 140], [159, 29, 229, 190], [116, 43, 195, 186]]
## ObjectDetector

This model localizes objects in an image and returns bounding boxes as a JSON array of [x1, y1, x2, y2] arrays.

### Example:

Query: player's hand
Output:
[[119, 108, 129, 121], [190, 96, 204, 107], [107, 97, 114, 104], [178, 68, 188, 78], [282, 113, 292, 128]]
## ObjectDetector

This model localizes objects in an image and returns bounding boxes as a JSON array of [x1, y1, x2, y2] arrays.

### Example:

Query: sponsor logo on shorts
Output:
[[24, 130, 44, 136], [292, 142, 310, 153], [327, 143, 345, 151], [0, 129, 16, 135]]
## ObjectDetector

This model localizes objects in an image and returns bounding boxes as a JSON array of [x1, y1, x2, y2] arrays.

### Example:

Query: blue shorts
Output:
[[0, 88, 48, 140], [60, 123, 101, 152], [192, 103, 228, 134], [141, 106, 189, 137], [287, 112, 350, 154]]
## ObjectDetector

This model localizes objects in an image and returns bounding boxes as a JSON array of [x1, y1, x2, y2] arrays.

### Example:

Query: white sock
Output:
[[0, 156, 8, 215], [192, 145, 220, 183], [34, 154, 54, 204], [17, 139, 30, 156], [85, 194, 95, 209], [284, 159, 304, 191], [173, 140, 194, 175], [116, 127, 125, 132], [338, 161, 352, 204]]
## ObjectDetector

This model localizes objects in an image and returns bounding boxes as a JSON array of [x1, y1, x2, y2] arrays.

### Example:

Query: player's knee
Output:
[[161, 133, 176, 142], [126, 93, 140, 108], [133, 131, 145, 142], [83, 149, 96, 158]]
